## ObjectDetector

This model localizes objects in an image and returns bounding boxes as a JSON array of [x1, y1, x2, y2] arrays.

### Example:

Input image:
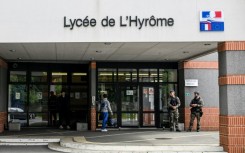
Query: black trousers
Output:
[[59, 110, 70, 127]]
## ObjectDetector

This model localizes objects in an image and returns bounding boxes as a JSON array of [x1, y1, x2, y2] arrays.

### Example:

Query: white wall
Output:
[[0, 0, 245, 42]]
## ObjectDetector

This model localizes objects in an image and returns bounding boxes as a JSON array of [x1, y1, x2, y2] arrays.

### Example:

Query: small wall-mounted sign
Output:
[[185, 79, 198, 86], [126, 90, 134, 96], [200, 11, 224, 31]]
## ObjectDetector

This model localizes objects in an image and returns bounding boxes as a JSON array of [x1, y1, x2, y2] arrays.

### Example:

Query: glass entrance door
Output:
[[119, 84, 157, 127], [119, 85, 139, 127], [140, 86, 156, 127]]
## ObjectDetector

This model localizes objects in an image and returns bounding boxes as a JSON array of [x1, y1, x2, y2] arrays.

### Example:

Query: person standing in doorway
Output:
[[58, 90, 70, 129], [48, 91, 58, 127], [100, 94, 113, 132], [187, 91, 204, 132], [168, 90, 181, 132]]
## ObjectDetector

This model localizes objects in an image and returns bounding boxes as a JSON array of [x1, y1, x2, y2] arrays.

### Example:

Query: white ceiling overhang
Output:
[[0, 42, 217, 63]]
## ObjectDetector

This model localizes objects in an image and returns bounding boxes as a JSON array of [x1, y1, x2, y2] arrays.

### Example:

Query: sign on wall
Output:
[[185, 79, 198, 86], [200, 11, 224, 31]]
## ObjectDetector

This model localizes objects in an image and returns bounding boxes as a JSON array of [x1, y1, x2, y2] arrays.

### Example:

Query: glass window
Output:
[[97, 113, 117, 127], [121, 113, 138, 126], [142, 87, 155, 111], [29, 85, 48, 112], [139, 69, 158, 82], [98, 69, 117, 82], [97, 83, 117, 112], [8, 84, 27, 112], [51, 72, 67, 83], [159, 84, 178, 111], [29, 113, 48, 127], [8, 112, 27, 127], [72, 72, 87, 83], [118, 69, 137, 82], [160, 112, 170, 128], [143, 113, 155, 126], [70, 85, 88, 110], [121, 86, 138, 111], [31, 71, 47, 82], [10, 71, 26, 82], [159, 69, 177, 82]]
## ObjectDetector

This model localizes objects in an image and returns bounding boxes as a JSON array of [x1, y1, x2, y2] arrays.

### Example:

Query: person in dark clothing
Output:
[[167, 90, 181, 132], [58, 90, 70, 129], [187, 91, 204, 132], [48, 91, 58, 127]]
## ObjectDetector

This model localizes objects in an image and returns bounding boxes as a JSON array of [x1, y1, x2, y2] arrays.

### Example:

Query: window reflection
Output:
[[8, 84, 27, 112], [10, 71, 26, 82], [29, 85, 48, 112], [159, 69, 177, 82], [159, 84, 178, 111], [52, 72, 67, 83], [139, 69, 158, 82], [121, 86, 138, 111], [31, 72, 47, 82], [98, 69, 117, 82], [98, 83, 117, 111], [121, 113, 138, 126], [72, 73, 87, 83], [118, 69, 137, 82]]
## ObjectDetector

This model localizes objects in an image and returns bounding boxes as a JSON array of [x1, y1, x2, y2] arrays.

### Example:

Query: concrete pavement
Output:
[[0, 128, 226, 153]]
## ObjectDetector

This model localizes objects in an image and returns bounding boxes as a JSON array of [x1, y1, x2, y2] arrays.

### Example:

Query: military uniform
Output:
[[168, 96, 181, 131], [188, 96, 204, 132]]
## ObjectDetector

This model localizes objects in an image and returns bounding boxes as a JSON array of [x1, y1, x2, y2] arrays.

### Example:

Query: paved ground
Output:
[[0, 128, 220, 146], [0, 128, 221, 153], [0, 146, 59, 153]]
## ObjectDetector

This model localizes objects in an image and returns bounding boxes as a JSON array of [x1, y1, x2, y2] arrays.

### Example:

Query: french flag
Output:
[[202, 11, 222, 18], [204, 22, 211, 30]]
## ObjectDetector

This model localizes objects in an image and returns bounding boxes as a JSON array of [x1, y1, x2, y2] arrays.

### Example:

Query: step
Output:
[[49, 142, 228, 153], [0, 137, 60, 146], [53, 137, 226, 152]]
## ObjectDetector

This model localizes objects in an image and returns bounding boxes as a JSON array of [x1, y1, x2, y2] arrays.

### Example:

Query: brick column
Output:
[[218, 41, 245, 153], [89, 61, 96, 131], [0, 112, 7, 133], [0, 59, 7, 133], [179, 61, 219, 131]]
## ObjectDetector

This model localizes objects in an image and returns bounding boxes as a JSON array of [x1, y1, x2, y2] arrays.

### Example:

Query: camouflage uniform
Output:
[[188, 97, 204, 131], [168, 96, 181, 131]]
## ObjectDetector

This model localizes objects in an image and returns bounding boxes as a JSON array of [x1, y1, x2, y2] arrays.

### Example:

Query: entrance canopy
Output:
[[0, 42, 217, 62]]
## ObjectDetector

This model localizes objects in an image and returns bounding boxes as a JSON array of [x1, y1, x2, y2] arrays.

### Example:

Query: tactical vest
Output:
[[170, 97, 178, 106], [191, 97, 202, 112]]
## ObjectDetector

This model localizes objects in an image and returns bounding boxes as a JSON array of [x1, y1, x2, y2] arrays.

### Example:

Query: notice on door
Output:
[[149, 88, 154, 95], [15, 92, 20, 100], [126, 90, 134, 96]]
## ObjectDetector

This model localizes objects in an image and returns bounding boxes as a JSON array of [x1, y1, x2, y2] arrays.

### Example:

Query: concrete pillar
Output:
[[88, 61, 96, 131], [218, 41, 245, 153], [179, 57, 219, 131], [0, 59, 7, 133]]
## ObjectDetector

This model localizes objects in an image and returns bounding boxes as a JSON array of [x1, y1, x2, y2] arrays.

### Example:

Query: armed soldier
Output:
[[187, 91, 204, 132], [167, 90, 181, 132]]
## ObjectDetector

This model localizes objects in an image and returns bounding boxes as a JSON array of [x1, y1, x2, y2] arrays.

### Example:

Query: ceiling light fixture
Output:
[[204, 43, 211, 46], [95, 50, 102, 53], [104, 42, 111, 45], [17, 57, 22, 60], [9, 49, 16, 52]]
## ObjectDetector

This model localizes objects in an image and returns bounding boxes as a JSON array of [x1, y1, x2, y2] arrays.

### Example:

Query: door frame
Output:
[[139, 83, 159, 127], [118, 83, 159, 128]]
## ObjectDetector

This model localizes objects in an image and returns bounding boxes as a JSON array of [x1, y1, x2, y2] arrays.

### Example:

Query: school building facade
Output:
[[0, 0, 245, 152]]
